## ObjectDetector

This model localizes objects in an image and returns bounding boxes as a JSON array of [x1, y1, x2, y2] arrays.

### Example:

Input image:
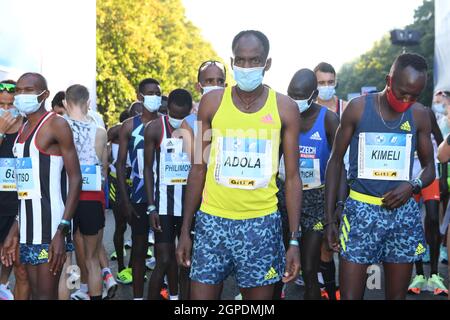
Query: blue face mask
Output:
[[168, 116, 183, 129], [318, 86, 336, 101], [13, 91, 45, 115], [295, 92, 315, 114], [233, 64, 265, 92], [0, 108, 20, 118], [142, 94, 161, 112], [432, 103, 446, 115]]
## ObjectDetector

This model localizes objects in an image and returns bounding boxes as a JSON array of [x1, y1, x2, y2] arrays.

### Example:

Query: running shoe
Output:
[[234, 293, 242, 300], [116, 268, 133, 285], [146, 247, 153, 258], [160, 288, 169, 300], [0, 283, 14, 300], [148, 231, 155, 245], [440, 245, 448, 264], [145, 257, 156, 270], [103, 272, 118, 299], [281, 284, 286, 299], [407, 274, 427, 295], [294, 273, 305, 286], [70, 289, 90, 300], [427, 274, 448, 296], [320, 288, 329, 300], [110, 248, 127, 261], [124, 240, 132, 250]]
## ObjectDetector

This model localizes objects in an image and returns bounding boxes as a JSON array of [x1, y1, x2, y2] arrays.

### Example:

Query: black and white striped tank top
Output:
[[154, 116, 190, 217], [14, 112, 67, 245]]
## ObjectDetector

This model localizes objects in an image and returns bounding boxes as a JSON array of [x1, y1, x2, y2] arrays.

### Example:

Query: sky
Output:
[[182, 0, 424, 93]]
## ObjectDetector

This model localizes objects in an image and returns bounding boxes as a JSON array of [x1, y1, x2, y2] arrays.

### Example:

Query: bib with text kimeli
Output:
[[15, 157, 41, 199], [0, 158, 16, 191], [358, 132, 412, 181], [81, 165, 102, 191], [160, 138, 191, 185], [215, 137, 273, 189]]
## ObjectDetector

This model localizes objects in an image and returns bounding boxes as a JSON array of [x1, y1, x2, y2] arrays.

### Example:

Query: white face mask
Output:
[[201, 85, 222, 95], [142, 94, 161, 112], [168, 116, 183, 129], [13, 91, 45, 115]]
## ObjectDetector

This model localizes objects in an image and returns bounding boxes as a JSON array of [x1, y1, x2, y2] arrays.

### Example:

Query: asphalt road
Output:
[[100, 209, 449, 301]]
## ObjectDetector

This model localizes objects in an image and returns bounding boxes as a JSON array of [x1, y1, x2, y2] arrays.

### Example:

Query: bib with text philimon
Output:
[[0, 158, 16, 191], [160, 138, 191, 185], [81, 165, 102, 191], [358, 132, 412, 181], [15, 157, 40, 199], [215, 137, 272, 189]]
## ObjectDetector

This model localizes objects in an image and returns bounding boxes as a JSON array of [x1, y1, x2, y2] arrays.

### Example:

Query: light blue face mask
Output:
[[432, 103, 446, 115], [318, 85, 336, 101], [142, 94, 161, 112], [0, 108, 20, 118], [295, 91, 315, 113], [13, 91, 45, 115], [201, 85, 223, 95], [168, 116, 183, 129], [233, 64, 265, 92]]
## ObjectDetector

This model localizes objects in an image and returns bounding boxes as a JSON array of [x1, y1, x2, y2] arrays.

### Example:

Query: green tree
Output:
[[337, 0, 435, 105], [97, 0, 219, 126]]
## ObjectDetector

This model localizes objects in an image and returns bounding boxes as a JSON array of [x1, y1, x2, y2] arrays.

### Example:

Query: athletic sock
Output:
[[102, 267, 112, 278], [169, 295, 179, 300], [90, 295, 102, 300], [320, 260, 336, 300], [80, 283, 89, 293]]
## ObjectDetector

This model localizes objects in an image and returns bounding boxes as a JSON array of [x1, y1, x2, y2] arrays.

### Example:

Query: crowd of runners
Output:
[[0, 30, 449, 300]]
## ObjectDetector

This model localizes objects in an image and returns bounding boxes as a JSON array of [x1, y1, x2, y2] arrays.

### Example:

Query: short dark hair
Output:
[[392, 53, 428, 74], [0, 79, 16, 85], [18, 72, 48, 91], [138, 78, 160, 94], [314, 62, 336, 75], [66, 84, 89, 105], [232, 30, 270, 60], [52, 91, 66, 108], [167, 89, 192, 112]]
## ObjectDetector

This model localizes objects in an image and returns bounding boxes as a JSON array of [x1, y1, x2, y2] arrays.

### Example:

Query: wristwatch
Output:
[[57, 223, 71, 236], [408, 178, 423, 195], [146, 204, 157, 215]]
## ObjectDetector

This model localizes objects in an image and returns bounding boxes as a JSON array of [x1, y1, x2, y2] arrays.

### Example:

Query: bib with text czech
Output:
[[358, 132, 412, 181], [215, 137, 272, 189]]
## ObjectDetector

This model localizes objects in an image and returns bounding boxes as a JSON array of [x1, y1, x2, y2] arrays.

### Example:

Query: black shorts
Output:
[[0, 215, 15, 244], [155, 215, 183, 244], [131, 203, 149, 236], [73, 201, 105, 236]]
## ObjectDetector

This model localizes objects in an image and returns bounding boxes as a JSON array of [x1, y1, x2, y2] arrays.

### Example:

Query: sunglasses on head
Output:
[[198, 60, 226, 80], [0, 83, 15, 93]]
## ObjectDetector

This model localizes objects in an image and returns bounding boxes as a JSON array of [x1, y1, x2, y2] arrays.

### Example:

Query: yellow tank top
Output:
[[200, 86, 281, 220]]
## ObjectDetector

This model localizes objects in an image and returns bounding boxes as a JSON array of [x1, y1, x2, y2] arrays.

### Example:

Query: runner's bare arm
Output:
[[438, 134, 450, 163], [95, 127, 108, 185], [414, 105, 435, 188], [116, 119, 133, 203], [143, 120, 160, 210]]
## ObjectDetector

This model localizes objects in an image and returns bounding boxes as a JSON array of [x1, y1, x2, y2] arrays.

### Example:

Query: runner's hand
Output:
[[382, 182, 413, 210], [48, 231, 67, 276], [120, 198, 137, 225], [149, 212, 162, 232], [282, 245, 300, 283], [0, 229, 18, 267], [325, 222, 340, 253], [176, 230, 192, 268], [0, 111, 18, 134]]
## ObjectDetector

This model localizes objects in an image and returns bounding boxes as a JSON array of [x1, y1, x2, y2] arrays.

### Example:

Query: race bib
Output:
[[215, 137, 273, 189], [160, 138, 191, 185], [81, 165, 102, 191], [0, 158, 16, 191], [15, 157, 40, 199], [300, 158, 321, 190], [358, 132, 412, 181]]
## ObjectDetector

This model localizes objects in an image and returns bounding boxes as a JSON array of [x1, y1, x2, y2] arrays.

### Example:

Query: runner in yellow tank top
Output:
[[176, 30, 302, 300]]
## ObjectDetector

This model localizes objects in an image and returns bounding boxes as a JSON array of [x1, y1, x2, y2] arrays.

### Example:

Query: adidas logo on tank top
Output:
[[310, 131, 322, 141]]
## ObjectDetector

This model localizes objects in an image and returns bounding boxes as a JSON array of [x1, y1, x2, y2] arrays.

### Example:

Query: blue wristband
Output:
[[289, 239, 300, 247], [60, 219, 71, 226]]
